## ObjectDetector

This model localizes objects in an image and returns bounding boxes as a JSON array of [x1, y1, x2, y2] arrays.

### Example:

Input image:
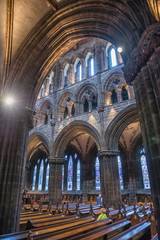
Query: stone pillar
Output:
[[70, 64, 74, 85], [101, 47, 105, 72], [125, 151, 137, 203], [123, 25, 160, 238], [88, 100, 92, 112], [82, 160, 88, 202], [67, 105, 72, 117], [49, 157, 64, 204], [82, 58, 86, 80], [116, 88, 122, 102], [98, 150, 121, 208], [57, 107, 64, 121], [103, 91, 112, 106], [75, 101, 80, 115], [60, 69, 64, 89], [0, 107, 33, 234]]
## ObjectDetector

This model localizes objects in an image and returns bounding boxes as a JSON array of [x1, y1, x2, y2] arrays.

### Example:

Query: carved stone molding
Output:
[[123, 23, 160, 84], [97, 106, 104, 113], [97, 149, 120, 157], [49, 157, 65, 165]]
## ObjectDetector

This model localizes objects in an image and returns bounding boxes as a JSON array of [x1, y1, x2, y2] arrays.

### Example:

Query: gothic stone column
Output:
[[0, 106, 33, 234], [49, 157, 64, 204], [98, 150, 121, 208], [123, 24, 160, 238]]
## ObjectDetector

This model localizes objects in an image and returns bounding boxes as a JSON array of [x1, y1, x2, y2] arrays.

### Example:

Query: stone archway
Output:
[[51, 120, 101, 158], [105, 103, 138, 150]]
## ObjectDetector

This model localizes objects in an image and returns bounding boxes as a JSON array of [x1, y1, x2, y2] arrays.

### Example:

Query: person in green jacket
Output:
[[97, 208, 109, 221]]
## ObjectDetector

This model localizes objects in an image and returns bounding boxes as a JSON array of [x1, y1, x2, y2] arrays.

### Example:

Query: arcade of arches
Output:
[[0, 0, 160, 237]]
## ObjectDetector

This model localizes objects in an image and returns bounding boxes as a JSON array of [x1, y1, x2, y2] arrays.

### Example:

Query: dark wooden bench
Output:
[[110, 220, 151, 240], [0, 217, 94, 240], [45, 219, 129, 240], [26, 215, 77, 229]]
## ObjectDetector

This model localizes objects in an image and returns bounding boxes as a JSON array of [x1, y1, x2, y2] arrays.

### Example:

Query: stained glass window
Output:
[[65, 155, 68, 160], [74, 153, 77, 159], [95, 157, 100, 190], [117, 156, 124, 190], [77, 160, 80, 191], [32, 165, 37, 191], [45, 163, 49, 191], [110, 48, 117, 67], [62, 165, 64, 191], [38, 160, 44, 191], [67, 156, 73, 191], [140, 148, 150, 189]]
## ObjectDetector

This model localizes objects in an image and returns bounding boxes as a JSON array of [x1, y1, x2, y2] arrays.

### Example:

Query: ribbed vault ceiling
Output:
[[3, 0, 157, 109]]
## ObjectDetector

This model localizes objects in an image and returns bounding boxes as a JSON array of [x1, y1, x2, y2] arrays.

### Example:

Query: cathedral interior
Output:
[[0, 0, 160, 239]]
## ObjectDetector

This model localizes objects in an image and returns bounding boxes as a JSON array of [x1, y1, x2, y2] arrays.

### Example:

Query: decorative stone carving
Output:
[[123, 24, 160, 84]]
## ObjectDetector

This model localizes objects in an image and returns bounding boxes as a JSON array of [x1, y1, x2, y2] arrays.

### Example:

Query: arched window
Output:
[[77, 62, 82, 81], [92, 95, 97, 110], [121, 86, 128, 100], [117, 156, 124, 190], [109, 47, 118, 68], [45, 163, 49, 191], [62, 165, 64, 191], [38, 160, 44, 191], [71, 104, 75, 116], [77, 160, 81, 191], [95, 157, 100, 190], [140, 148, 150, 189], [32, 165, 37, 191], [88, 56, 94, 76], [111, 89, 118, 104], [64, 64, 70, 87], [84, 99, 89, 113], [67, 156, 73, 191], [64, 106, 68, 119]]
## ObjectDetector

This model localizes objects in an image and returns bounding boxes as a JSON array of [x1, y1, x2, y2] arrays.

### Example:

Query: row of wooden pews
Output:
[[0, 202, 157, 240]]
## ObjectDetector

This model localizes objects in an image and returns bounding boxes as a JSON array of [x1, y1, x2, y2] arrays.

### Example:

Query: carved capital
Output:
[[49, 157, 65, 165], [123, 23, 160, 84], [98, 150, 120, 157], [97, 106, 104, 113]]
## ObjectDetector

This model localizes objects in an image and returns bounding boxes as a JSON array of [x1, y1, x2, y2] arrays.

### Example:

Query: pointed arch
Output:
[[52, 121, 101, 158], [105, 104, 138, 150]]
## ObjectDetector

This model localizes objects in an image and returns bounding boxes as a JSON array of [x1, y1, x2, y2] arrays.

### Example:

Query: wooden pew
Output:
[[26, 215, 77, 229], [110, 220, 151, 240], [0, 217, 94, 240], [20, 213, 63, 230], [24, 204, 31, 210], [45, 219, 129, 240]]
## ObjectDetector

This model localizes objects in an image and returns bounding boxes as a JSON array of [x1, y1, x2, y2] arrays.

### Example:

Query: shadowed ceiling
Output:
[[1, 0, 158, 109]]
